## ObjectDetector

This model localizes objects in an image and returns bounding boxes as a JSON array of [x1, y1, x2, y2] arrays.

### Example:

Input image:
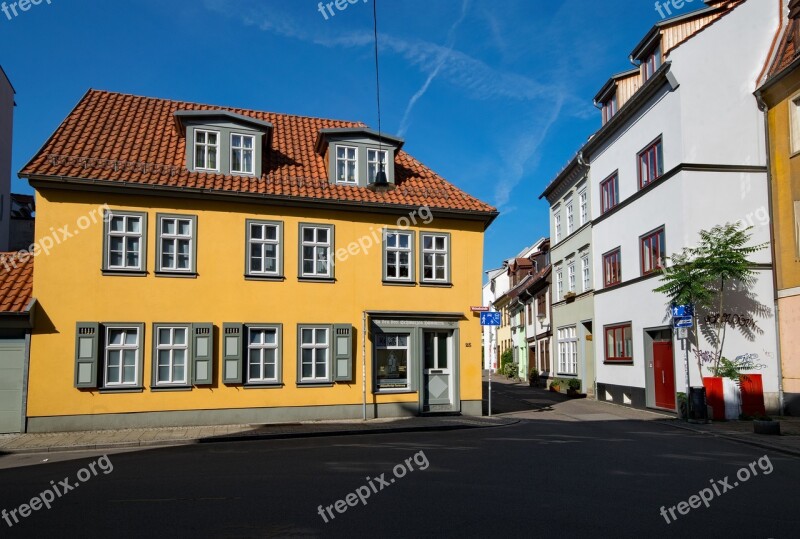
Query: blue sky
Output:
[[0, 0, 706, 272]]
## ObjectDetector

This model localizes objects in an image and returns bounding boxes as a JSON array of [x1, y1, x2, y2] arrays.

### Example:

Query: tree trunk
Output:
[[713, 277, 725, 375]]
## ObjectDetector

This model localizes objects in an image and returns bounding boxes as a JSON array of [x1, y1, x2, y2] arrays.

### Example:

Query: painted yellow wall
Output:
[[27, 188, 486, 418]]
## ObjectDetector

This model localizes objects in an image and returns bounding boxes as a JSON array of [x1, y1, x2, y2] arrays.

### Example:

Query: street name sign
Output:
[[470, 306, 490, 313]]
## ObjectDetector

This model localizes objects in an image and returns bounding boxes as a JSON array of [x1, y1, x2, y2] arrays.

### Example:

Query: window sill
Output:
[[297, 277, 336, 283], [296, 382, 334, 388], [420, 282, 452, 288], [99, 387, 144, 394], [382, 280, 416, 287], [604, 360, 633, 365], [102, 269, 148, 277], [155, 271, 198, 279], [245, 274, 286, 282], [374, 388, 415, 394], [243, 383, 284, 389], [149, 386, 193, 392]]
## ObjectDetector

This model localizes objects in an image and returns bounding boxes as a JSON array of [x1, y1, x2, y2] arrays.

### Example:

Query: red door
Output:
[[653, 341, 676, 410]]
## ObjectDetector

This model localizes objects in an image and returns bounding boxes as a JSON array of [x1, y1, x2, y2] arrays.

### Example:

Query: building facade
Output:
[[585, 0, 781, 412], [757, 0, 800, 414], [541, 156, 595, 395], [0, 65, 14, 251], [18, 90, 496, 432]]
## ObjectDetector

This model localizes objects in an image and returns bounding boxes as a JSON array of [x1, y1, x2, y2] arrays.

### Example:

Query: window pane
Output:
[[302, 329, 313, 344], [125, 331, 138, 346], [174, 328, 187, 346], [316, 329, 327, 344], [265, 226, 277, 241], [159, 328, 171, 344], [110, 216, 125, 232], [317, 229, 328, 243]]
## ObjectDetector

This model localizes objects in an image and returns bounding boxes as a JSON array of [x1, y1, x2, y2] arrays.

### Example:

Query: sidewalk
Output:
[[0, 415, 517, 455], [485, 371, 800, 457]]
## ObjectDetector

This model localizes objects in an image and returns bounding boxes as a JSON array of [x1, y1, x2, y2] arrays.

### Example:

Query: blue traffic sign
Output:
[[480, 312, 501, 326], [673, 316, 693, 328], [671, 304, 694, 318]]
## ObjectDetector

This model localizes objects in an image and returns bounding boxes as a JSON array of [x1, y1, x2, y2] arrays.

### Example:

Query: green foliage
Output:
[[654, 223, 767, 376], [567, 378, 581, 391], [500, 349, 514, 369], [530, 369, 540, 381], [502, 362, 518, 379]]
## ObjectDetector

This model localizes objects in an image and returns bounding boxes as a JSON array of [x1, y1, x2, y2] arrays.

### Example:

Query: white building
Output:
[[583, 0, 781, 412], [0, 65, 14, 251]]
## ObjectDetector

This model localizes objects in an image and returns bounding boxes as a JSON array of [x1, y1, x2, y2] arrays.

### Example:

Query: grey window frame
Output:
[[419, 232, 451, 285], [230, 132, 256, 176], [296, 324, 333, 386], [245, 324, 283, 387], [373, 329, 416, 394], [246, 220, 284, 279], [156, 213, 198, 275], [102, 210, 147, 275], [382, 229, 415, 283], [194, 129, 220, 172], [298, 223, 334, 281], [367, 148, 389, 183], [102, 323, 145, 390], [151, 324, 192, 389]]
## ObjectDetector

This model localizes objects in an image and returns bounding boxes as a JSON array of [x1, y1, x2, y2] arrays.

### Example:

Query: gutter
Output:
[[754, 89, 786, 414]]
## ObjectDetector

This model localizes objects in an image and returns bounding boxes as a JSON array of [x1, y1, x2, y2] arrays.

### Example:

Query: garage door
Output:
[[0, 340, 25, 434]]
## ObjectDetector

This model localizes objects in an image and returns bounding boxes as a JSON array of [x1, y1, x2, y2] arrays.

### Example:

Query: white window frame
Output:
[[231, 133, 256, 175], [248, 221, 282, 277], [555, 211, 562, 242], [247, 326, 281, 384], [335, 145, 358, 185], [557, 326, 578, 376], [568, 261, 576, 292], [299, 224, 333, 279], [384, 230, 413, 282], [299, 326, 330, 383], [581, 255, 590, 292], [566, 200, 574, 235], [106, 212, 144, 271], [155, 326, 189, 386], [579, 190, 588, 226], [368, 148, 389, 183], [158, 216, 194, 273], [791, 93, 800, 155], [194, 129, 220, 172], [421, 233, 449, 283], [104, 327, 140, 387], [556, 269, 563, 301]]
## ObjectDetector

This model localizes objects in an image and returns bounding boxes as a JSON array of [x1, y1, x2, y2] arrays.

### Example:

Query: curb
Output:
[[660, 420, 800, 459], [0, 418, 520, 455]]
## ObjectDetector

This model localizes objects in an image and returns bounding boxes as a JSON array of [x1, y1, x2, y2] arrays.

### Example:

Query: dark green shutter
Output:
[[222, 323, 243, 384], [75, 322, 100, 388], [333, 324, 353, 382], [192, 323, 214, 385]]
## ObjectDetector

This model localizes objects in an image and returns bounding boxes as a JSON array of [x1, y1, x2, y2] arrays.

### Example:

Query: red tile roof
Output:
[[0, 253, 33, 313], [20, 90, 496, 217], [764, 19, 799, 82]]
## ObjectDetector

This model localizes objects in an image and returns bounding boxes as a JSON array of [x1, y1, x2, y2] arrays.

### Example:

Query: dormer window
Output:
[[335, 146, 358, 184], [643, 45, 662, 82], [194, 130, 219, 171], [231, 133, 255, 175], [368, 149, 389, 183], [602, 94, 617, 124]]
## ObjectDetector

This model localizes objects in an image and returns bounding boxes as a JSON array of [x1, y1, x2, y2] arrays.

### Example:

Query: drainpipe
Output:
[[755, 89, 785, 414], [362, 311, 368, 420]]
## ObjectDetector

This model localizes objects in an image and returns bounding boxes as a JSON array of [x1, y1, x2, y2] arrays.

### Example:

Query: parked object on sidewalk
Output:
[[740, 374, 767, 417], [753, 418, 780, 435], [529, 369, 540, 387], [689, 386, 708, 423], [549, 380, 561, 393]]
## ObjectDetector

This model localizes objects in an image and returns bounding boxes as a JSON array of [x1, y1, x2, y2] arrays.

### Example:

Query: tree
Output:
[[654, 223, 766, 377]]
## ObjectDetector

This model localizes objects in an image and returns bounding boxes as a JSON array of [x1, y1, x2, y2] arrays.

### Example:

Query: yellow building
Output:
[[17, 90, 496, 431], [757, 0, 800, 414]]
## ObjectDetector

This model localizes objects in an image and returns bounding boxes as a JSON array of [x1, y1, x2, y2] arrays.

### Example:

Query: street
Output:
[[1, 382, 798, 538]]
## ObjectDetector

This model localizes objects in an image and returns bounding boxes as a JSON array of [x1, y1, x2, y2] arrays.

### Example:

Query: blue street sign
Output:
[[674, 316, 693, 328], [480, 312, 501, 326], [671, 304, 694, 318]]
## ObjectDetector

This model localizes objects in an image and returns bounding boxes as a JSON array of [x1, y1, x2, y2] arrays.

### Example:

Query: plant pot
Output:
[[549, 386, 560, 393], [753, 420, 780, 435]]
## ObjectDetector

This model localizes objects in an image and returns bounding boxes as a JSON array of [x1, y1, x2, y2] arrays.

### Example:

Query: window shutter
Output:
[[222, 323, 243, 384], [75, 322, 100, 388], [333, 324, 353, 382], [192, 323, 214, 385]]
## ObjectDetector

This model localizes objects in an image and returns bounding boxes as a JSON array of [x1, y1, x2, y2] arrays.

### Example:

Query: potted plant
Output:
[[563, 291, 576, 302], [676, 392, 688, 420], [567, 378, 582, 397], [549, 380, 560, 393], [529, 369, 540, 387]]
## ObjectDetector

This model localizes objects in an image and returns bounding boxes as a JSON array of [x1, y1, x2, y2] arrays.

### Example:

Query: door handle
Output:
[[662, 371, 665, 384]]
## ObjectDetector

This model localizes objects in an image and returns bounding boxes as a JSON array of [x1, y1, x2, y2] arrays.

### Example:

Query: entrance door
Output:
[[423, 331, 453, 411], [653, 341, 676, 410], [0, 340, 26, 433]]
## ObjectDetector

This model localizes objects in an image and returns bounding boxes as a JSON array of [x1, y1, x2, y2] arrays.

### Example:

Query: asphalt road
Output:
[[1, 414, 799, 538]]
